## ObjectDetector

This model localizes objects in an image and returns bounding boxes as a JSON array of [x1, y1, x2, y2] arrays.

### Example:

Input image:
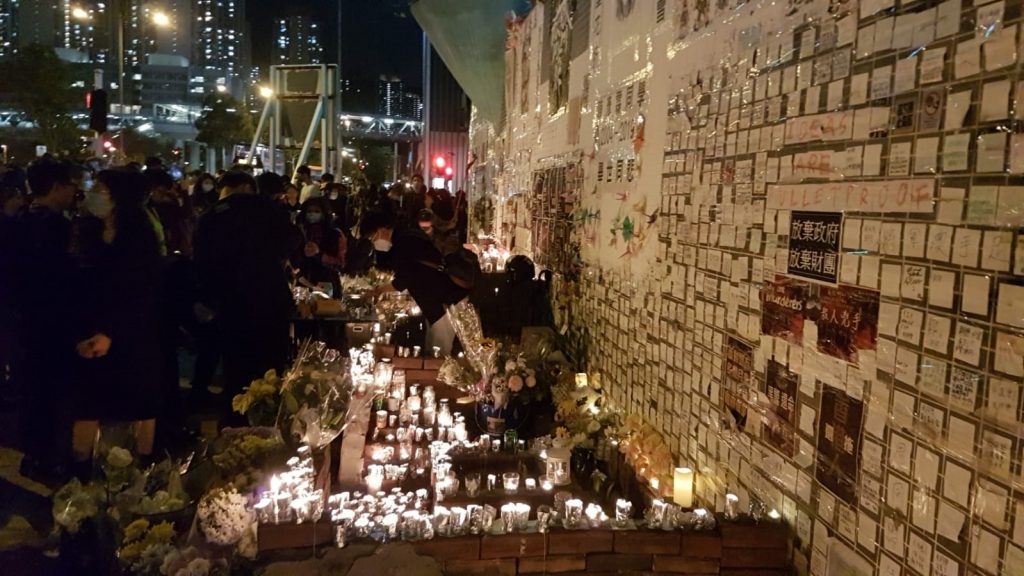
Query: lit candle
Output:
[[651, 477, 660, 492], [487, 474, 496, 491], [768, 508, 782, 521], [672, 467, 694, 508], [525, 478, 536, 491], [725, 493, 739, 520], [540, 475, 554, 491]]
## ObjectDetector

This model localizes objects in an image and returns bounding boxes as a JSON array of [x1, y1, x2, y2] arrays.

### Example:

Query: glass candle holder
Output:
[[487, 473, 497, 492], [500, 503, 516, 533], [563, 499, 583, 529], [540, 475, 554, 491], [536, 505, 552, 533], [515, 503, 531, 531], [254, 498, 273, 524], [525, 477, 537, 491], [467, 504, 483, 535], [503, 472, 520, 493], [585, 503, 604, 528], [375, 410, 388, 430], [464, 472, 481, 497], [614, 499, 633, 528], [724, 493, 739, 520]]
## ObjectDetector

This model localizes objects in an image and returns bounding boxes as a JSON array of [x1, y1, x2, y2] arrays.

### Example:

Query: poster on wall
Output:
[[764, 360, 799, 457], [815, 383, 864, 505], [787, 211, 843, 284], [723, 337, 754, 431], [816, 285, 880, 365], [761, 277, 809, 345]]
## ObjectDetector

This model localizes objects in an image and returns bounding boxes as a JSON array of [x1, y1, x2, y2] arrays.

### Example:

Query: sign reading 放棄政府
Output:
[[787, 211, 843, 284]]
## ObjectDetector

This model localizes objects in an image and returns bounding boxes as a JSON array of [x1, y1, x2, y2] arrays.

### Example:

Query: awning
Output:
[[411, 0, 532, 127]]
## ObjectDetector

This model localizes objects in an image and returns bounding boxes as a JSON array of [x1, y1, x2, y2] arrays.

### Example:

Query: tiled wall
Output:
[[481, 0, 1024, 574]]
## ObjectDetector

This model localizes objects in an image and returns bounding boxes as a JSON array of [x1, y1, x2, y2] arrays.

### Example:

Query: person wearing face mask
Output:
[[191, 173, 218, 214], [194, 171, 296, 419], [71, 169, 164, 472], [359, 210, 469, 355], [8, 158, 81, 481], [291, 198, 347, 295]]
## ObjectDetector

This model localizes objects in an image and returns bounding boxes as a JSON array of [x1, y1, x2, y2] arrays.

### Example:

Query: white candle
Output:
[[673, 467, 694, 508], [540, 475, 553, 491]]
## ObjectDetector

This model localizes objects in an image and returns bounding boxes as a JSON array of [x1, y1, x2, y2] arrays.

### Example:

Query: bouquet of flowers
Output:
[[196, 487, 253, 549], [210, 427, 286, 490], [117, 519, 177, 575], [52, 478, 104, 534], [232, 339, 374, 449], [552, 372, 617, 449], [437, 355, 482, 395]]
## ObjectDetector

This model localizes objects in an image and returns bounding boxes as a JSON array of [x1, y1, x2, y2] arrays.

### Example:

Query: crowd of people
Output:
[[0, 155, 470, 485]]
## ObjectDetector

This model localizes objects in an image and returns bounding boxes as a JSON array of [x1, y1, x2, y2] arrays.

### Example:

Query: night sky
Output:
[[247, 0, 423, 112]]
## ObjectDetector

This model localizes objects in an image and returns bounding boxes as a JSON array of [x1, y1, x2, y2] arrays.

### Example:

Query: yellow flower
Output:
[[123, 519, 150, 542], [119, 541, 145, 560], [146, 521, 175, 544], [232, 393, 252, 414]]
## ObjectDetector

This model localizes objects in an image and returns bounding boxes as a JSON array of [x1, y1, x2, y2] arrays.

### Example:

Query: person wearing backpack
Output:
[[360, 210, 477, 355]]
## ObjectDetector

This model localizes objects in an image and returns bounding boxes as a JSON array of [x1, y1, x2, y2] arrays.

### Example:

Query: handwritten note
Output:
[[767, 180, 934, 213]]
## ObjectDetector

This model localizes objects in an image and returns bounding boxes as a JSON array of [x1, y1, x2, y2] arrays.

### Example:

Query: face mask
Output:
[[201, 182, 215, 193], [83, 191, 113, 218], [305, 212, 323, 224], [373, 238, 393, 252]]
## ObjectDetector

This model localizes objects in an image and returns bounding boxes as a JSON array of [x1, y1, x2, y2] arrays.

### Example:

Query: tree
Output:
[[0, 44, 82, 154], [194, 93, 253, 169]]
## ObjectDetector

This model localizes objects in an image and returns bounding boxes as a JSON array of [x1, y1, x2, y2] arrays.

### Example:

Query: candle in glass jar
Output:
[[422, 407, 436, 426], [406, 394, 422, 412], [525, 478, 536, 491], [487, 474, 497, 491], [724, 493, 739, 520], [540, 475, 554, 491]]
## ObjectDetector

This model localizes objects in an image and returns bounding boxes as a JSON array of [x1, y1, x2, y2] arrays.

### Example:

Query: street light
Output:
[[71, 6, 91, 20], [259, 85, 273, 99], [151, 10, 171, 28]]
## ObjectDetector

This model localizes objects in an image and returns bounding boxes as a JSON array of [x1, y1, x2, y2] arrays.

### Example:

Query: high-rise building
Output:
[[377, 76, 403, 118], [0, 0, 19, 56], [193, 0, 244, 93], [272, 13, 323, 65], [402, 91, 423, 121], [15, 0, 57, 49]]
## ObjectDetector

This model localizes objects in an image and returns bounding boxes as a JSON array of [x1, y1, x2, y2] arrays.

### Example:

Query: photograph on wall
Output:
[[815, 383, 864, 505], [761, 276, 809, 345], [723, 337, 754, 432], [816, 285, 880, 365], [787, 211, 843, 284], [764, 360, 799, 457]]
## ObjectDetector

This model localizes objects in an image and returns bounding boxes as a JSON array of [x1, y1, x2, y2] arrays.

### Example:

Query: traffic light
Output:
[[88, 89, 108, 133], [432, 155, 449, 179]]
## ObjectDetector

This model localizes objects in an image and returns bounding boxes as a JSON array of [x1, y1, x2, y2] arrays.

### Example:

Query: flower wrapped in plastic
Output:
[[232, 339, 374, 449], [280, 339, 374, 449], [196, 487, 253, 547]]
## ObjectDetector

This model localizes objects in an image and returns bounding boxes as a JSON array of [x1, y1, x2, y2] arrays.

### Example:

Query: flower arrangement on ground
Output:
[[552, 371, 618, 449], [196, 486, 255, 552], [232, 339, 372, 449]]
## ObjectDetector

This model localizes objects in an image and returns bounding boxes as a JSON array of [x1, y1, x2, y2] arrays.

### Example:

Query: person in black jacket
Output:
[[360, 210, 467, 354], [194, 171, 295, 417], [72, 168, 164, 463], [9, 158, 80, 481]]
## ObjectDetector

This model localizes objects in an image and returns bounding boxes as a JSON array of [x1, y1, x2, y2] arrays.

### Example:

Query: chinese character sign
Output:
[[816, 383, 864, 505], [787, 211, 843, 284], [723, 337, 754, 432], [764, 360, 799, 457], [816, 285, 880, 365]]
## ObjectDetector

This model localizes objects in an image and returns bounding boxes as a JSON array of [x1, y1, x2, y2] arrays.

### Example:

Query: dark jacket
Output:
[[194, 193, 295, 326], [74, 209, 165, 420], [383, 230, 467, 324]]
